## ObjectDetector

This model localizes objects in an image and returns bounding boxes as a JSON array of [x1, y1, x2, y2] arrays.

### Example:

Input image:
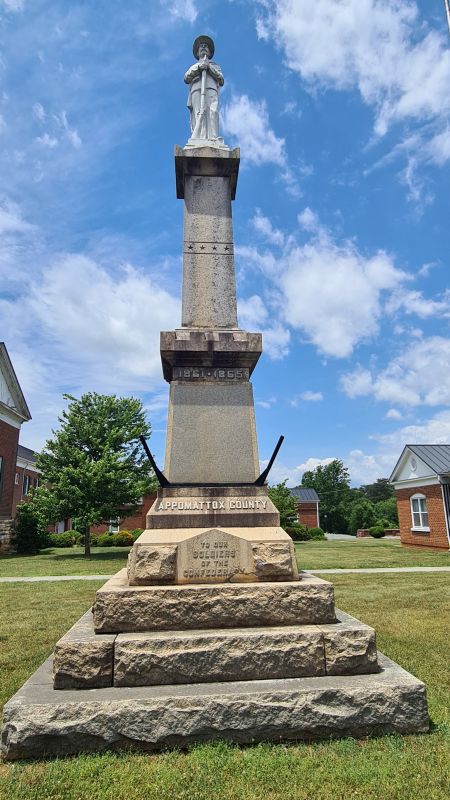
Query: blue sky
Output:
[[1, 0, 450, 486]]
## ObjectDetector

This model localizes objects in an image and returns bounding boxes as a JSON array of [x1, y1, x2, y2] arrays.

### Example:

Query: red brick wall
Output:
[[396, 484, 449, 549], [297, 502, 319, 529], [0, 419, 19, 517], [91, 493, 157, 534]]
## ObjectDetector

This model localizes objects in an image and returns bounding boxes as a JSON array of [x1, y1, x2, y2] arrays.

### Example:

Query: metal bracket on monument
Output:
[[140, 434, 284, 489], [254, 435, 284, 486], [139, 436, 171, 488]]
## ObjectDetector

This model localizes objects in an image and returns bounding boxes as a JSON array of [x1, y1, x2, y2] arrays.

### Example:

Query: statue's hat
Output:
[[193, 35, 215, 59]]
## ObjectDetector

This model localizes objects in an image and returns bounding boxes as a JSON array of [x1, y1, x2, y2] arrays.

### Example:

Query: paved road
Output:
[[0, 566, 449, 582]]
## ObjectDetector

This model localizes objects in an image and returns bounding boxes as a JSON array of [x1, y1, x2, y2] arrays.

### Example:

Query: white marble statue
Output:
[[184, 35, 224, 142]]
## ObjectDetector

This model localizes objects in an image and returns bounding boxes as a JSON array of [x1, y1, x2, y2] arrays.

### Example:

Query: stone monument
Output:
[[1, 36, 429, 759]]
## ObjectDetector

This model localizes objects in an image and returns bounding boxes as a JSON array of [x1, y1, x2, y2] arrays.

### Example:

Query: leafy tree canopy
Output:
[[361, 478, 395, 502], [34, 393, 156, 556], [301, 459, 351, 534]]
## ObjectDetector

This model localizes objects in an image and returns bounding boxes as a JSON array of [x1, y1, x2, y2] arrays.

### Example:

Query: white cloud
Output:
[[301, 390, 323, 402], [237, 294, 268, 329], [341, 337, 450, 407], [36, 133, 58, 148], [54, 110, 82, 149], [28, 254, 180, 385], [345, 449, 398, 485], [298, 207, 319, 233], [251, 209, 284, 246], [374, 410, 450, 449], [262, 324, 291, 359], [279, 237, 407, 358], [167, 0, 197, 23], [256, 395, 277, 409], [385, 408, 403, 421], [267, 456, 335, 487], [240, 211, 409, 359], [261, 0, 450, 136], [1, 0, 24, 11], [32, 102, 46, 122], [386, 289, 450, 319], [222, 94, 286, 166]]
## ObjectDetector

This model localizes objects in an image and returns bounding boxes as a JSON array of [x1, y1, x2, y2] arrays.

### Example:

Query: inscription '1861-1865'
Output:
[[183, 538, 242, 579], [173, 367, 249, 381]]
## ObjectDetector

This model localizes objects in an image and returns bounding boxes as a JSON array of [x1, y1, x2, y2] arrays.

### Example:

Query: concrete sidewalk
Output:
[[0, 566, 449, 582]]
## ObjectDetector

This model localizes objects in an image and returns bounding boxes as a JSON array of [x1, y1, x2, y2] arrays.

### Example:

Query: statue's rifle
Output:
[[199, 57, 208, 129]]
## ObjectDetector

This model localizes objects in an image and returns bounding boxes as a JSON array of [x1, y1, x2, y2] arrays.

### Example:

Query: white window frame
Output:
[[410, 493, 430, 532]]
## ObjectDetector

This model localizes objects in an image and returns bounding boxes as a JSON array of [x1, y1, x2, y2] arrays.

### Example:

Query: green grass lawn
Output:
[[0, 547, 130, 577], [296, 538, 450, 570], [0, 573, 449, 799], [0, 538, 448, 580]]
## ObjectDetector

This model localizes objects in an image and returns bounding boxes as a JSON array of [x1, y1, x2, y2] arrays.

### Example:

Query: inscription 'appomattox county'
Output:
[[157, 499, 268, 512], [173, 367, 249, 381]]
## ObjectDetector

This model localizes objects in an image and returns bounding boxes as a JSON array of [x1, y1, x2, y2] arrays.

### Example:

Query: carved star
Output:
[[200, 245, 205, 250], [212, 245, 217, 251], [188, 244, 193, 250], [224, 245, 229, 251]]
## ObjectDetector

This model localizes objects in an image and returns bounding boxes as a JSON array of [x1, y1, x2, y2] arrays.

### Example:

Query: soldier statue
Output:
[[184, 35, 224, 142]]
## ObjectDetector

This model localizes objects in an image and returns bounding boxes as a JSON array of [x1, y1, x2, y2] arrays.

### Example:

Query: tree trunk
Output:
[[83, 521, 91, 558]]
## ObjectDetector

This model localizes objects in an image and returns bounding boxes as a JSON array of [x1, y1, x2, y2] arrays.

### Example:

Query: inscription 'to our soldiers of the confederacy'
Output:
[[183, 539, 241, 580]]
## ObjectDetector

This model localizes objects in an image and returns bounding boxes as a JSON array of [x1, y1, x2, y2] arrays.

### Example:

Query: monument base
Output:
[[1, 652, 428, 760]]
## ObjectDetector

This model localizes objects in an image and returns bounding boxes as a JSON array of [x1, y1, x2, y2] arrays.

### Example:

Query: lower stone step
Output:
[[2, 653, 429, 760], [93, 569, 335, 633], [52, 608, 378, 689], [113, 612, 378, 687]]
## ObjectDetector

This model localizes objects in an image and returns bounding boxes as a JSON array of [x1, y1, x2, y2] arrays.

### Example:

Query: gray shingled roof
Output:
[[289, 487, 319, 503], [407, 444, 450, 475], [17, 445, 38, 462]]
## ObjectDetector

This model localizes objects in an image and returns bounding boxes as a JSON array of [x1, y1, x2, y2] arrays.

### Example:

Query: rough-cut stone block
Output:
[[252, 542, 294, 579], [1, 653, 429, 760], [53, 611, 115, 689], [321, 611, 378, 676], [113, 625, 325, 687], [128, 544, 177, 584], [93, 570, 335, 633]]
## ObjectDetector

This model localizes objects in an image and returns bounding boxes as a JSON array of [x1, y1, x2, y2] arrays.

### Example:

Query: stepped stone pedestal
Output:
[[1, 61, 430, 757]]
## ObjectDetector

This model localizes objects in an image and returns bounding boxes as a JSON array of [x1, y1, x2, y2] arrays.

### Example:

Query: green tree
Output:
[[361, 478, 394, 502], [268, 481, 305, 538], [348, 499, 377, 536], [301, 459, 351, 534], [36, 393, 156, 557], [374, 496, 398, 526]]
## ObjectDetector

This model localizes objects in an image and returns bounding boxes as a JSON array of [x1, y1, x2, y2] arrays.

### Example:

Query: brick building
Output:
[[289, 486, 320, 528], [390, 444, 450, 550], [0, 343, 33, 550]]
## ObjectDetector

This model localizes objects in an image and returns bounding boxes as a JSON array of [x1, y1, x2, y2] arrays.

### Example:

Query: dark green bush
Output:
[[14, 503, 40, 554], [306, 527, 326, 540], [130, 528, 144, 541], [48, 531, 80, 547], [112, 530, 134, 547], [368, 525, 385, 539], [96, 533, 115, 547]]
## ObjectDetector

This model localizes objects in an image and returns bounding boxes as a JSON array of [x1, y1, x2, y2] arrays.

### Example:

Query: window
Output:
[[410, 494, 429, 530], [22, 474, 31, 496], [15, 472, 20, 485], [108, 518, 120, 533], [33, 477, 39, 489]]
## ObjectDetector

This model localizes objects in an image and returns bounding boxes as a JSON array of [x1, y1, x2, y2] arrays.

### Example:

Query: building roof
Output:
[[289, 486, 320, 503], [17, 445, 38, 463], [0, 342, 31, 423], [390, 444, 450, 482]]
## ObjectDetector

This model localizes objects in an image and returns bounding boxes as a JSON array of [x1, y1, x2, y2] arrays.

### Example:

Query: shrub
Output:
[[96, 533, 115, 547], [14, 503, 40, 554], [368, 525, 385, 539], [112, 531, 134, 547], [130, 528, 144, 541], [306, 527, 326, 540], [287, 523, 310, 541], [48, 531, 80, 547]]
